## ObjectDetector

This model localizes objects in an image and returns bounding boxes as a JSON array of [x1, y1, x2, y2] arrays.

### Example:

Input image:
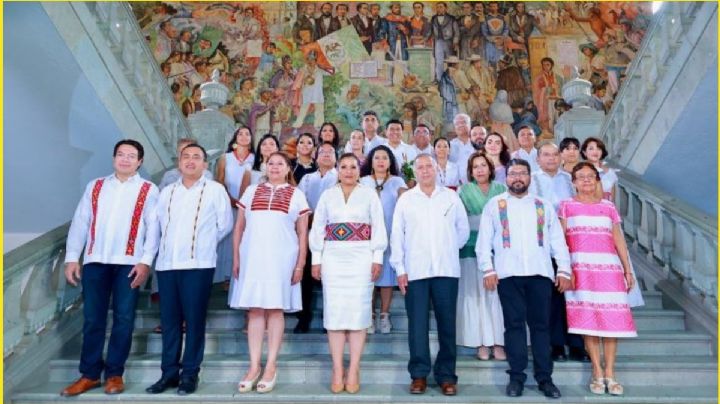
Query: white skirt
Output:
[[456, 257, 504, 347], [321, 242, 374, 330]]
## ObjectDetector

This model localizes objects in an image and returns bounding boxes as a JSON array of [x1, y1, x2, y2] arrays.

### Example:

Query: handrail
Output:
[[614, 167, 717, 313]]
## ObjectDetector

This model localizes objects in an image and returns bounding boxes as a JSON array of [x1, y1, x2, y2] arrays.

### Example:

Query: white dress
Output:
[[309, 184, 387, 330], [228, 183, 311, 312], [359, 175, 407, 287], [215, 152, 254, 283], [436, 160, 462, 189]]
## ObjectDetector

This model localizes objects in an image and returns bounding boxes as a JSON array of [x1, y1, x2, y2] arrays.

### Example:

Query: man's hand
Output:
[[397, 274, 409, 295], [483, 274, 499, 291], [311, 264, 322, 281], [555, 275, 574, 293], [65, 262, 82, 286], [129, 263, 150, 289]]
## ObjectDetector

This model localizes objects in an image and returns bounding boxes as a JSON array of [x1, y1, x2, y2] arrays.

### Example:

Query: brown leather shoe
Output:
[[104, 376, 125, 394], [60, 377, 101, 396], [440, 382, 457, 396], [410, 378, 427, 394]]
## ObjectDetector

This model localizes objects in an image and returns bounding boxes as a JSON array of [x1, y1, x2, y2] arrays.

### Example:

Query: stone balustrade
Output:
[[614, 169, 718, 315]]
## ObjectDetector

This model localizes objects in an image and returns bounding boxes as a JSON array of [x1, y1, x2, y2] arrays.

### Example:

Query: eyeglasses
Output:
[[507, 172, 529, 178]]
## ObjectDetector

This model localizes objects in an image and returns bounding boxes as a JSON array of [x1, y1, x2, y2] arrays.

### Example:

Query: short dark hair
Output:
[[571, 161, 601, 182], [297, 132, 317, 148], [181, 143, 207, 161], [336, 3, 348, 11], [580, 137, 608, 160], [360, 145, 400, 177], [315, 141, 337, 160], [114, 139, 145, 160], [506, 158, 532, 175], [252, 134, 281, 170], [541, 57, 555, 67], [559, 137, 580, 152], [386, 119, 403, 130], [363, 110, 378, 118], [356, 2, 367, 11], [433, 136, 450, 148], [466, 151, 495, 183], [337, 152, 362, 168]]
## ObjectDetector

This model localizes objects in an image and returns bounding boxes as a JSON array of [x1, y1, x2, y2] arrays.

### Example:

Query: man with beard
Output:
[[385, 2, 410, 61], [315, 2, 340, 38], [476, 158, 571, 399]]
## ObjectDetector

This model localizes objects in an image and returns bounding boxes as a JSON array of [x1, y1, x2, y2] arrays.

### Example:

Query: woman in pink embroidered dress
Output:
[[558, 162, 636, 397]]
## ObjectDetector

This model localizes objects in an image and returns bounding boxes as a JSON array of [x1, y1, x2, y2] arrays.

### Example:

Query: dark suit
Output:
[[293, 14, 317, 45], [429, 14, 459, 81], [351, 14, 374, 54], [315, 15, 341, 38]]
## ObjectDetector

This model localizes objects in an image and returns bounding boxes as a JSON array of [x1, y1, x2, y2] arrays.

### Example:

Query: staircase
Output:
[[11, 282, 717, 403]]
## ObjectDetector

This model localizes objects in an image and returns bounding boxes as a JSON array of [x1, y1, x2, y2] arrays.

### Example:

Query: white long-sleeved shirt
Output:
[[529, 169, 575, 212], [387, 141, 418, 171], [390, 185, 470, 281], [363, 134, 389, 155], [66, 173, 159, 266], [309, 184, 387, 265], [449, 137, 476, 175], [511, 148, 540, 173], [475, 192, 571, 281], [155, 176, 233, 270], [297, 168, 338, 211]]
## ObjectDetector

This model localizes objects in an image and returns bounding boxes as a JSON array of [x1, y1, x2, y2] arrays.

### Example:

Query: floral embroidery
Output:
[[87, 179, 105, 255], [125, 182, 152, 256]]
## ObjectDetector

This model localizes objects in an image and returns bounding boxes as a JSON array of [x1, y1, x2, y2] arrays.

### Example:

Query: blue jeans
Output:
[[157, 268, 214, 380], [79, 263, 139, 380]]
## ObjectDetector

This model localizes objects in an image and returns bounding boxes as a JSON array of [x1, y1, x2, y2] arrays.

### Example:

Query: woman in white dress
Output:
[[359, 145, 407, 334], [309, 153, 387, 394], [215, 127, 255, 284], [250, 134, 281, 185], [433, 137, 461, 190], [229, 152, 311, 394]]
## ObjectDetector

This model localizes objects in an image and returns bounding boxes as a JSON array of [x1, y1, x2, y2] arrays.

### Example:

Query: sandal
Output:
[[589, 377, 606, 395], [605, 378, 624, 396]]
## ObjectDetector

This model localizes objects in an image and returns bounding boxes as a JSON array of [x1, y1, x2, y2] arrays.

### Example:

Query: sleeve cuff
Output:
[[482, 269, 497, 279], [311, 251, 323, 266], [140, 256, 155, 266], [64, 252, 81, 263], [372, 250, 384, 264], [557, 270, 572, 280], [393, 265, 406, 277]]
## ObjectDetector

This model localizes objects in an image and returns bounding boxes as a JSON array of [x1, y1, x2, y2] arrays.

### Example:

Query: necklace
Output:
[[373, 173, 389, 194]]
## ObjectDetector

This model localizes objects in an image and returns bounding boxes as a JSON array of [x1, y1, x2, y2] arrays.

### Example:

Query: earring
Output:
[[232, 143, 238, 150]]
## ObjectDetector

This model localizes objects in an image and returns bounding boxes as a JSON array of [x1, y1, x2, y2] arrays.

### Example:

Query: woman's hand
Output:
[[291, 268, 303, 285], [232, 259, 240, 279], [371, 263, 382, 282], [311, 264, 321, 281], [625, 272, 635, 291]]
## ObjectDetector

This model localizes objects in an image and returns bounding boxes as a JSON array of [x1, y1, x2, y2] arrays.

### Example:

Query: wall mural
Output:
[[133, 1, 652, 144]]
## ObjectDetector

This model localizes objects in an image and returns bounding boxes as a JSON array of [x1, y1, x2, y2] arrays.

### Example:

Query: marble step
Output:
[[127, 308, 686, 332], [14, 382, 718, 404], [137, 289, 665, 311], [106, 330, 713, 357], [47, 354, 718, 386]]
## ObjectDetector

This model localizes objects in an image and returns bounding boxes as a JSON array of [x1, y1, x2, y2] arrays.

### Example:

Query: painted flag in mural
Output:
[[193, 25, 223, 58], [316, 25, 369, 69]]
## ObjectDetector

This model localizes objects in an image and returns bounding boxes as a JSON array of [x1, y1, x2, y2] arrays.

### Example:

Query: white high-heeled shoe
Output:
[[256, 369, 278, 394], [237, 370, 261, 393]]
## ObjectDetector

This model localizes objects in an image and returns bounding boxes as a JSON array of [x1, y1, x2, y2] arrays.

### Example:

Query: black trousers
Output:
[[297, 250, 321, 326], [497, 275, 553, 384], [157, 268, 214, 380], [405, 277, 458, 384], [550, 259, 584, 350]]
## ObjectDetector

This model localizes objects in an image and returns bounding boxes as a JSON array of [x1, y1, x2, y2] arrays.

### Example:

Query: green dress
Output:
[[458, 181, 506, 258]]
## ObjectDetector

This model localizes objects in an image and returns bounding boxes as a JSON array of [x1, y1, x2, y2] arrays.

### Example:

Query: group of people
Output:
[[61, 110, 638, 399]]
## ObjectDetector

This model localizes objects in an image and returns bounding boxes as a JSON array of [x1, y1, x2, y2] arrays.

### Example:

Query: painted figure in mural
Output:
[[457, 2, 481, 61], [412, 95, 440, 136], [429, 2, 459, 83], [481, 2, 509, 69], [533, 57, 563, 132], [466, 54, 496, 121], [401, 102, 417, 144], [238, 7, 262, 41], [507, 2, 538, 60], [292, 51, 326, 132], [335, 84, 363, 130], [439, 56, 461, 124], [154, 20, 178, 62], [496, 54, 529, 110], [447, 58, 472, 115], [370, 3, 389, 52], [351, 2, 375, 54], [316, 2, 340, 39], [489, 90, 520, 153], [336, 3, 352, 28], [603, 30, 635, 96], [465, 85, 489, 127], [579, 43, 606, 86], [249, 89, 277, 140], [409, 2, 430, 47], [385, 2, 410, 61], [293, 2, 317, 46]]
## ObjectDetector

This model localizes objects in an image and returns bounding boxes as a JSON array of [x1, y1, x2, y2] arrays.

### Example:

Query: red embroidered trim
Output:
[[250, 184, 295, 214], [87, 179, 105, 255], [125, 182, 152, 255]]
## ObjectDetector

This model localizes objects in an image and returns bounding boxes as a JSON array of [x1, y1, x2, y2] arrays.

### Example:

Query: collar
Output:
[[108, 172, 141, 183], [505, 191, 533, 201], [410, 184, 443, 198], [178, 174, 208, 190], [262, 182, 291, 189]]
